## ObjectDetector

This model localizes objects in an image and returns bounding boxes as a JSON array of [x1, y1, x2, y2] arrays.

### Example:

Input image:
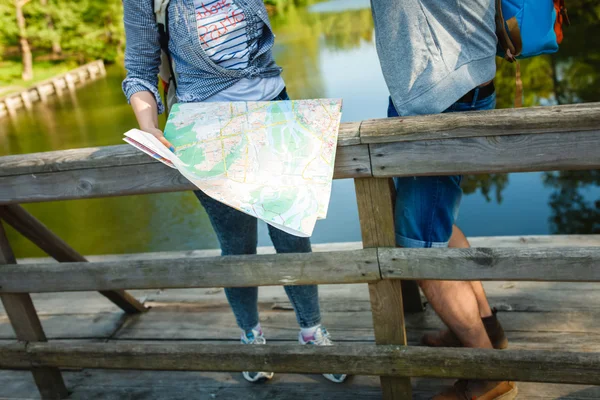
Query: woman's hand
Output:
[[143, 127, 174, 152], [130, 91, 174, 152]]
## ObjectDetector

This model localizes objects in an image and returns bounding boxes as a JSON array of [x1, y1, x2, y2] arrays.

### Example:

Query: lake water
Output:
[[0, 1, 598, 257]]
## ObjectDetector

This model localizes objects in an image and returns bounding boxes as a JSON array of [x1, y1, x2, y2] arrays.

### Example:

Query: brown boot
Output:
[[421, 309, 508, 349], [433, 379, 518, 400], [482, 308, 508, 350]]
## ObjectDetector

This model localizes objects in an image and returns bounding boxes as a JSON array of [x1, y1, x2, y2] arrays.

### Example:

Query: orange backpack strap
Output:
[[554, 0, 569, 44]]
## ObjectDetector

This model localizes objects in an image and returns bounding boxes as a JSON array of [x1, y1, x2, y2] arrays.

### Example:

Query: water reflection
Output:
[[544, 170, 600, 234], [462, 174, 510, 204], [0, 0, 599, 258]]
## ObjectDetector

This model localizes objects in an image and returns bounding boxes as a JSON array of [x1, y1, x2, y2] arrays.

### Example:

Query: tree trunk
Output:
[[40, 0, 62, 58], [15, 0, 33, 81]]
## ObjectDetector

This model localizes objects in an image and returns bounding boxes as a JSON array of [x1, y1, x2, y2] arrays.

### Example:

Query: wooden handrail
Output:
[[2, 247, 600, 293], [2, 342, 600, 385], [1, 103, 599, 205], [0, 249, 379, 292]]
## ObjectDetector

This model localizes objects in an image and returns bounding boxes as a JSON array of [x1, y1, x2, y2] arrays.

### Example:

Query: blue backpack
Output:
[[495, 0, 568, 60]]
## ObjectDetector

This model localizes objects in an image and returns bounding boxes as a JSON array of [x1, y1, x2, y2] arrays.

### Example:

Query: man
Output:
[[370, 0, 517, 399]]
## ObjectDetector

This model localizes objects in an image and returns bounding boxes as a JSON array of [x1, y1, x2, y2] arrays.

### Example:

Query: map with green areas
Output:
[[164, 99, 343, 237]]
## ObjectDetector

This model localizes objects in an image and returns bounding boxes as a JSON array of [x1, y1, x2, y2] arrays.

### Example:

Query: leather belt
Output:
[[457, 81, 495, 104]]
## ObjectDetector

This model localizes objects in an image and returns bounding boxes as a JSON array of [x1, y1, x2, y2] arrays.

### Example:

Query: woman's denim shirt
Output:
[[122, 0, 282, 114]]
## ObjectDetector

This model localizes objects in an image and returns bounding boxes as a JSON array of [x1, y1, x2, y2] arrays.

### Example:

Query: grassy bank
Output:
[[0, 58, 78, 97]]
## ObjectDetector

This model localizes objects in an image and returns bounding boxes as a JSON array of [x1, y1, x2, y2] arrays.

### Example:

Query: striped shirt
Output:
[[122, 0, 282, 114], [194, 0, 262, 70]]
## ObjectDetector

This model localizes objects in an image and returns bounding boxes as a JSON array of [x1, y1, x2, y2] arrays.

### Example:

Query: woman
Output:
[[122, 0, 345, 384]]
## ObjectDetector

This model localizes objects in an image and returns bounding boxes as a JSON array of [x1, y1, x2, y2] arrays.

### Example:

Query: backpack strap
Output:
[[154, 0, 178, 113], [154, 0, 169, 26], [495, 0, 523, 61], [154, 0, 176, 87]]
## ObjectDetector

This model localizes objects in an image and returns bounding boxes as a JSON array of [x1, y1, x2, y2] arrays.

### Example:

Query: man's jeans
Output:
[[194, 89, 321, 332], [387, 89, 497, 248]]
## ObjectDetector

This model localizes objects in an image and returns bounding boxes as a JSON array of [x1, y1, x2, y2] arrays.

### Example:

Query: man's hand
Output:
[[143, 127, 175, 153]]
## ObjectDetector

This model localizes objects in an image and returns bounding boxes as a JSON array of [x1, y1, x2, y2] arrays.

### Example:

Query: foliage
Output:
[[0, 0, 124, 64]]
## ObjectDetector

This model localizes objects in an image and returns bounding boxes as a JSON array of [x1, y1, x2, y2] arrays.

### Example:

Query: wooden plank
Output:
[[404, 307, 600, 334], [355, 178, 396, 248], [113, 307, 376, 341], [0, 204, 146, 314], [65, 370, 383, 400], [0, 249, 380, 293], [0, 132, 365, 178], [468, 235, 600, 248], [370, 129, 600, 177], [0, 146, 370, 205], [354, 177, 412, 400], [482, 281, 600, 313], [412, 379, 600, 400], [360, 102, 600, 144], [338, 121, 362, 145], [114, 297, 600, 340], [0, 222, 69, 399], [0, 313, 127, 340], [385, 173, 424, 313], [3, 369, 600, 400], [0, 292, 153, 316], [379, 247, 600, 281], [0, 369, 382, 400], [2, 341, 600, 385], [0, 162, 195, 203], [334, 143, 371, 178], [0, 341, 29, 369]]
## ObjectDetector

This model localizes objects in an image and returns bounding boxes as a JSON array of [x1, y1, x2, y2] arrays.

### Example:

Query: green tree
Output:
[[39, 0, 62, 57], [0, 1, 18, 58]]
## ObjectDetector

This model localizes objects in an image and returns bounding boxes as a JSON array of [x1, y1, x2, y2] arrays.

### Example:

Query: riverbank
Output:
[[0, 60, 106, 118], [0, 59, 78, 98]]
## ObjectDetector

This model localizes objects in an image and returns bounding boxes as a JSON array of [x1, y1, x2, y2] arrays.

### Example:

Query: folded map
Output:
[[124, 99, 343, 237]]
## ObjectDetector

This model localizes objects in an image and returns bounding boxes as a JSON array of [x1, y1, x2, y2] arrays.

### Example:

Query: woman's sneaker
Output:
[[298, 326, 348, 383], [240, 328, 274, 383]]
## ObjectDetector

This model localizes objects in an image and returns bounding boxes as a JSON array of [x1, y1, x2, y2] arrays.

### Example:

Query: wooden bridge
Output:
[[0, 102, 599, 399]]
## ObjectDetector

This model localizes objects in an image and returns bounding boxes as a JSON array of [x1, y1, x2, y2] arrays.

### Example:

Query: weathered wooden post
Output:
[[355, 177, 412, 400], [0, 221, 69, 399]]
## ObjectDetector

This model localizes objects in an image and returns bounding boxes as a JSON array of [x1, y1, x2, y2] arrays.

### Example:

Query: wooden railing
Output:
[[0, 102, 599, 399]]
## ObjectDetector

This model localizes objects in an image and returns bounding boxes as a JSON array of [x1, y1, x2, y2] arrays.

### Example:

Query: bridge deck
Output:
[[2, 236, 599, 399]]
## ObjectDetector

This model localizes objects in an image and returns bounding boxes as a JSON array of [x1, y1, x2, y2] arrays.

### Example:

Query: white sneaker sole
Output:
[[242, 371, 274, 383]]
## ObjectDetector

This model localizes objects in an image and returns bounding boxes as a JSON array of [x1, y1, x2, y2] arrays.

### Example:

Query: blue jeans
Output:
[[387, 88, 497, 248], [193, 89, 321, 332]]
